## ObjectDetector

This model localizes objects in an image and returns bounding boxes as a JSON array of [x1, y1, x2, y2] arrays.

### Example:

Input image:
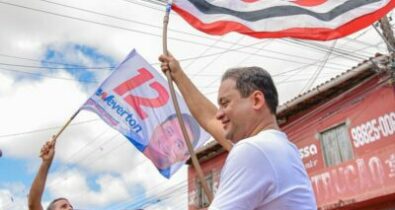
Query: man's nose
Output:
[[215, 108, 225, 121]]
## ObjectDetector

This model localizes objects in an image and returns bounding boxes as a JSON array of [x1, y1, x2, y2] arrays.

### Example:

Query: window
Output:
[[320, 123, 354, 167], [195, 173, 213, 209]]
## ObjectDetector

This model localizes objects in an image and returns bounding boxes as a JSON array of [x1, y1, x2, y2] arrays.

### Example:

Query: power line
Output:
[[201, 39, 274, 89], [39, 0, 167, 32], [0, 52, 110, 68], [0, 43, 347, 86], [283, 39, 366, 61], [0, 119, 99, 138], [0, 62, 114, 70], [182, 36, 224, 71], [120, 0, 165, 12], [272, 41, 380, 84], [48, 128, 110, 173], [45, 134, 124, 192], [110, 177, 190, 210], [300, 40, 337, 93], [0, 67, 100, 83], [191, 36, 245, 79]]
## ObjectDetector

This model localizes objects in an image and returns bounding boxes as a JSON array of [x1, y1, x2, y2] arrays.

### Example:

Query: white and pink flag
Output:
[[81, 49, 210, 178]]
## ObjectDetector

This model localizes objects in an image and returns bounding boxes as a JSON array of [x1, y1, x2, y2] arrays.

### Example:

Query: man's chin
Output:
[[225, 132, 244, 143], [224, 132, 235, 142]]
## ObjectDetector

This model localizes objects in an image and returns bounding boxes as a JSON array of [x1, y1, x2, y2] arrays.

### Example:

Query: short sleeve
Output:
[[209, 142, 276, 210]]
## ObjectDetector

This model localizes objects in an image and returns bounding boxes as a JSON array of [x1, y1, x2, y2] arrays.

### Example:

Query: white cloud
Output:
[[47, 169, 130, 208], [0, 72, 14, 95], [0, 182, 28, 210], [0, 70, 88, 158]]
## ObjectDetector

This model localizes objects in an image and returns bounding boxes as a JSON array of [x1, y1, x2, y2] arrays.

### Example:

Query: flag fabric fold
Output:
[[172, 0, 395, 40], [81, 49, 210, 178]]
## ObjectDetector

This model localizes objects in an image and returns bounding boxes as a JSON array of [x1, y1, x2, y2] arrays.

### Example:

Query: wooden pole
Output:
[[53, 110, 80, 142], [162, 1, 213, 203]]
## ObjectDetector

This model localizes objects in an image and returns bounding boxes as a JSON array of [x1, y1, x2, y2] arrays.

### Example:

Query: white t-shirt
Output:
[[209, 129, 317, 210]]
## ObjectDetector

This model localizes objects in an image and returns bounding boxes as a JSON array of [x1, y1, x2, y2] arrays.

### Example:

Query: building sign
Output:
[[311, 146, 395, 205], [351, 111, 395, 148]]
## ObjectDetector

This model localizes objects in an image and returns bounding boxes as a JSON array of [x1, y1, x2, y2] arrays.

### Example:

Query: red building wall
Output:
[[282, 75, 395, 209], [188, 73, 395, 210], [188, 152, 226, 210]]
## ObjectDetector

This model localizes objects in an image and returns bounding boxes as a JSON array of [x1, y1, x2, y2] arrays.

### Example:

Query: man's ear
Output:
[[250, 90, 265, 110]]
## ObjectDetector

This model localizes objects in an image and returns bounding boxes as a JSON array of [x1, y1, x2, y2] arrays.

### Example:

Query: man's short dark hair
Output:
[[222, 66, 278, 114], [164, 113, 201, 147], [47, 198, 68, 210]]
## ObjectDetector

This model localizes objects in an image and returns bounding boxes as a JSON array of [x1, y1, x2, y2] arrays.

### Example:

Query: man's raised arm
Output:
[[159, 54, 232, 151], [28, 138, 56, 210]]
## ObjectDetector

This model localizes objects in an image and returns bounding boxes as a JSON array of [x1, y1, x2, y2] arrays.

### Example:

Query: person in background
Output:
[[28, 137, 73, 210]]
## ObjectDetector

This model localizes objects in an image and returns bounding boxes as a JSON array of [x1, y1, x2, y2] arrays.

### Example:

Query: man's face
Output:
[[52, 199, 73, 210], [216, 79, 254, 142], [150, 118, 193, 164]]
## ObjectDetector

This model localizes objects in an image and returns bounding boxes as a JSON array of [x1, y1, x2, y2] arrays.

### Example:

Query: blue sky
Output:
[[42, 43, 116, 83]]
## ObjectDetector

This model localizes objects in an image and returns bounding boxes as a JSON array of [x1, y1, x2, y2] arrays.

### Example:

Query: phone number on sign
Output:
[[351, 112, 395, 148]]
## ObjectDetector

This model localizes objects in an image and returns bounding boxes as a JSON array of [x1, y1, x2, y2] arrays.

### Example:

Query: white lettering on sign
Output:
[[385, 154, 395, 178], [311, 156, 386, 202], [299, 144, 318, 159], [304, 159, 318, 169], [351, 112, 395, 148]]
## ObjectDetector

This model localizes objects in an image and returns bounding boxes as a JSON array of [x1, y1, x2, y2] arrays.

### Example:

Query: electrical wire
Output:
[[0, 62, 114, 70], [0, 119, 99, 138], [190, 36, 245, 79], [300, 40, 337, 93], [0, 67, 100, 83]]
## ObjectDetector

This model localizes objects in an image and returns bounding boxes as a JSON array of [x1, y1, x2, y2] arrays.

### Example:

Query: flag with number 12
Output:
[[81, 49, 210, 178]]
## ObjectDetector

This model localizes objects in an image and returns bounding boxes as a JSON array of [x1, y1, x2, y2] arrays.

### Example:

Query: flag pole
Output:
[[162, 1, 213, 203], [53, 109, 81, 142]]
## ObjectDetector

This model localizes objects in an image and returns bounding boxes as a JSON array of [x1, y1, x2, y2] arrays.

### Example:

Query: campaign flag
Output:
[[81, 49, 210, 178], [172, 0, 395, 40]]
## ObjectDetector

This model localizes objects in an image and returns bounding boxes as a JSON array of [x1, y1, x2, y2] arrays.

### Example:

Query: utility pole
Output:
[[379, 16, 395, 52], [377, 15, 395, 82]]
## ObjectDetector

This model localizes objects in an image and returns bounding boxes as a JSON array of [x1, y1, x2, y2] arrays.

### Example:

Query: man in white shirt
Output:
[[159, 53, 317, 209]]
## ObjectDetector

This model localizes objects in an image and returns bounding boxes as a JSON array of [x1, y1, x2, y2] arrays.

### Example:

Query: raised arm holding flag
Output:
[[159, 53, 317, 210], [28, 137, 73, 210]]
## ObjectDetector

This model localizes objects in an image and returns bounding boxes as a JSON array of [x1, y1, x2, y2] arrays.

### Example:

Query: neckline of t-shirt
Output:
[[235, 129, 286, 146], [257, 129, 286, 138]]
